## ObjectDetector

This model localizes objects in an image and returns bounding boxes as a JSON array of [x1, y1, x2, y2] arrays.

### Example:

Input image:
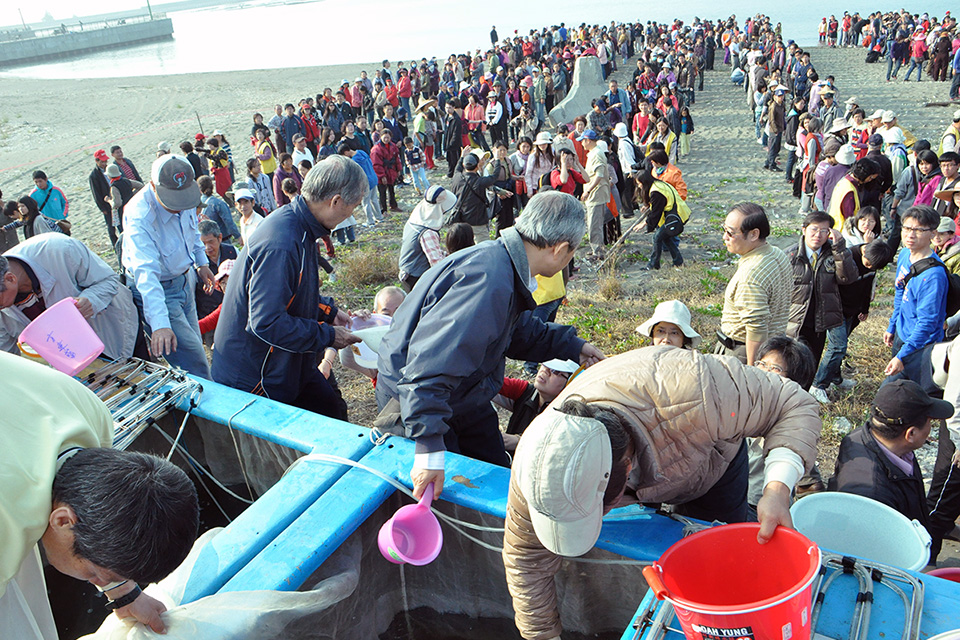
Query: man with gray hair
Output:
[[375, 191, 606, 500], [212, 156, 364, 417]]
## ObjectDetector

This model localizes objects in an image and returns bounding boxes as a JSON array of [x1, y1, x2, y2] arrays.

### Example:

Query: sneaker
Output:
[[832, 378, 857, 391], [809, 386, 830, 404]]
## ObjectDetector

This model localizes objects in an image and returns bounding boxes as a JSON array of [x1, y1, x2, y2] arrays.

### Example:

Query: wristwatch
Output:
[[104, 585, 142, 611]]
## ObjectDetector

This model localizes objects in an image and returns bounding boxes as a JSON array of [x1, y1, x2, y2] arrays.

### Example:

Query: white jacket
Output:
[[2, 234, 137, 359]]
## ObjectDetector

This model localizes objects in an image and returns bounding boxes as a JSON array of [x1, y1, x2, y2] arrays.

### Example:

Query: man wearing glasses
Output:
[[718, 202, 792, 366], [786, 211, 857, 404], [885, 205, 949, 382]]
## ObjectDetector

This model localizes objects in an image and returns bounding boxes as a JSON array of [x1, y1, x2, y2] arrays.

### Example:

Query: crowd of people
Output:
[[3, 10, 960, 640]]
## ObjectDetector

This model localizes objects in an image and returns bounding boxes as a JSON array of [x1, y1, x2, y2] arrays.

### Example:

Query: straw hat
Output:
[[934, 188, 960, 203], [636, 300, 702, 347], [415, 99, 437, 113]]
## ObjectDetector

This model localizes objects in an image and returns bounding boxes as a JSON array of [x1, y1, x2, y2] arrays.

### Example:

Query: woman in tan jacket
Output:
[[503, 346, 821, 640]]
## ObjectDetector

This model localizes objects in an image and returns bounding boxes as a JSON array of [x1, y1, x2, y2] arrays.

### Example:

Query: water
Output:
[[0, 0, 923, 80]]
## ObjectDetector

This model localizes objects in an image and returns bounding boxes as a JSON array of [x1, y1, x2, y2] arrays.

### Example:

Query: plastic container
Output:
[[643, 523, 820, 640], [17, 298, 104, 376], [348, 314, 391, 369], [927, 631, 960, 640], [790, 492, 930, 571], [927, 568, 960, 583], [378, 483, 443, 566]]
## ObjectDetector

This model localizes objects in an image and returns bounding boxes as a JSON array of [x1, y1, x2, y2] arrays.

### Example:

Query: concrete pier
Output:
[[0, 17, 173, 67]]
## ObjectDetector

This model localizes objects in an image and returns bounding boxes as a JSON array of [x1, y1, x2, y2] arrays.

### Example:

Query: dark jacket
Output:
[[767, 99, 786, 135], [444, 113, 463, 152], [784, 108, 803, 147], [375, 227, 585, 454], [88, 167, 112, 214], [863, 149, 893, 209], [212, 197, 340, 403], [112, 158, 142, 182], [787, 236, 857, 335], [280, 114, 306, 150], [450, 160, 498, 226], [838, 243, 877, 319], [828, 423, 930, 532]]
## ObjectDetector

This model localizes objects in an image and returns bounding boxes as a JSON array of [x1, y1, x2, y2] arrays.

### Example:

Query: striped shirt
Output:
[[721, 242, 793, 344]]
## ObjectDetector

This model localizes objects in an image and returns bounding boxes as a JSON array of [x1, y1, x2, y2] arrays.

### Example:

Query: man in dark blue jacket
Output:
[[375, 191, 605, 499], [280, 103, 306, 154], [212, 156, 364, 416]]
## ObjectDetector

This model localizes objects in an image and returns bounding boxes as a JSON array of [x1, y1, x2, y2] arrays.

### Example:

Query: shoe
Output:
[[832, 378, 857, 391], [390, 207, 403, 213], [809, 386, 830, 404], [770, 165, 783, 172]]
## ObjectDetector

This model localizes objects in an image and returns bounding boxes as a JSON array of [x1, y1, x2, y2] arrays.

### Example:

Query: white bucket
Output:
[[927, 632, 960, 640], [790, 492, 930, 571]]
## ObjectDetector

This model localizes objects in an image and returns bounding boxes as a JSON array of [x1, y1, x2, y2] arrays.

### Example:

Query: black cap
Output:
[[873, 379, 954, 426], [462, 153, 479, 170]]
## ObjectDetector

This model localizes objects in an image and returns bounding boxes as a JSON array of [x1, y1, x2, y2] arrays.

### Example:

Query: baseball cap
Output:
[[540, 359, 580, 374], [867, 133, 884, 147], [868, 109, 885, 120], [215, 259, 235, 282], [873, 379, 953, 426], [150, 154, 201, 211], [233, 187, 255, 202], [462, 153, 479, 170], [823, 138, 842, 157], [577, 129, 599, 141], [881, 109, 896, 123], [513, 409, 612, 556], [292, 133, 305, 142], [954, 109, 960, 122], [94, 149, 109, 162], [937, 217, 955, 233]]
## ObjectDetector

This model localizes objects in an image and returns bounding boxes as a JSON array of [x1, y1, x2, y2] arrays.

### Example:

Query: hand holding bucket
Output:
[[378, 482, 443, 566]]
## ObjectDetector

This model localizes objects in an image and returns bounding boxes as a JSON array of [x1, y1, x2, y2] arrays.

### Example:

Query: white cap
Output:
[[868, 109, 884, 120], [514, 410, 612, 556], [835, 144, 857, 166], [233, 187, 256, 201], [881, 109, 896, 123], [636, 300, 701, 347], [613, 122, 629, 138], [540, 359, 579, 374]]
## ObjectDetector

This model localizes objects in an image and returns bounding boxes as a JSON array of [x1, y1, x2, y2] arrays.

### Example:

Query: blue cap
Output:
[[577, 129, 599, 141]]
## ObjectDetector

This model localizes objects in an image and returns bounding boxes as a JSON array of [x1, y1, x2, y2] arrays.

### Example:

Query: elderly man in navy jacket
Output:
[[375, 191, 605, 499], [212, 156, 363, 417]]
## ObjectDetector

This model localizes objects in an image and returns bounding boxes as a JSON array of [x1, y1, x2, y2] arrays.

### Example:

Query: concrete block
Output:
[[547, 55, 605, 128]]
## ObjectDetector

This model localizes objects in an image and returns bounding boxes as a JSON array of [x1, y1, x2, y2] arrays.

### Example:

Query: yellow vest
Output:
[[258, 141, 278, 174], [533, 272, 565, 305], [828, 176, 860, 229], [650, 181, 691, 227], [940, 123, 960, 155]]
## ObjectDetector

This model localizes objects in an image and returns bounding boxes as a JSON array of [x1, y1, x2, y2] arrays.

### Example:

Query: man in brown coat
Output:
[[503, 346, 821, 640], [764, 85, 787, 171]]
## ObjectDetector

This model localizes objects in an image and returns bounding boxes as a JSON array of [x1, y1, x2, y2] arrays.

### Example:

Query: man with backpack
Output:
[[885, 206, 951, 384]]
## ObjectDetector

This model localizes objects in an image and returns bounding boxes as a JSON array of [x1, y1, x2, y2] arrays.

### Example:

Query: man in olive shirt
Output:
[[719, 203, 793, 365], [579, 130, 610, 260]]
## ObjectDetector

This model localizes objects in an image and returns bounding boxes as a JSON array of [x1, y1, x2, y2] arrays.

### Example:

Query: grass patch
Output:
[[333, 244, 397, 291]]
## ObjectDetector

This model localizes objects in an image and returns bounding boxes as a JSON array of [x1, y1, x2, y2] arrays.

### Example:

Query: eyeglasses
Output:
[[902, 225, 933, 235], [722, 226, 742, 238], [755, 360, 785, 375], [806, 227, 831, 236]]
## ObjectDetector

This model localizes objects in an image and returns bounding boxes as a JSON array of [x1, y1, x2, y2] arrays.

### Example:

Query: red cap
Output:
[[94, 149, 109, 161], [195, 133, 205, 141]]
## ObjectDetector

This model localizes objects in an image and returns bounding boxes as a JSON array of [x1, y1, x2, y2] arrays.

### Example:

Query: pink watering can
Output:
[[378, 483, 443, 565]]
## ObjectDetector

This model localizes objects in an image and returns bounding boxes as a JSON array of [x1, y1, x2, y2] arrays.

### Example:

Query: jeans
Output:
[[333, 225, 356, 244], [765, 131, 782, 168], [362, 185, 383, 225], [132, 271, 211, 379], [524, 298, 564, 373], [887, 56, 904, 80], [904, 57, 924, 81], [649, 226, 683, 269], [951, 72, 960, 100], [535, 100, 546, 124], [400, 96, 411, 116], [813, 316, 853, 389], [410, 166, 429, 192], [784, 146, 798, 180], [927, 430, 960, 561]]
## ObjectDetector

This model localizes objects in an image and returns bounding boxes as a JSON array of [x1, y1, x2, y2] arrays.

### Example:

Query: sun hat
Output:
[[150, 154, 201, 211], [215, 259, 235, 282], [408, 185, 457, 230], [635, 300, 702, 347], [94, 149, 109, 162], [935, 188, 960, 203], [105, 164, 122, 178], [937, 217, 955, 234], [882, 127, 906, 145], [613, 122, 629, 138], [954, 109, 960, 122], [233, 187, 255, 202], [513, 409, 613, 556], [845, 96, 859, 105], [535, 131, 553, 145], [157, 141, 172, 153], [828, 117, 850, 134], [835, 144, 857, 165], [881, 109, 896, 123]]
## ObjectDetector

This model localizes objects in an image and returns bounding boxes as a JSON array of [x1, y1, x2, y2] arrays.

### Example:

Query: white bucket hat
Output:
[[835, 144, 857, 166], [513, 410, 612, 556], [636, 300, 702, 347], [534, 131, 553, 146], [613, 122, 629, 138]]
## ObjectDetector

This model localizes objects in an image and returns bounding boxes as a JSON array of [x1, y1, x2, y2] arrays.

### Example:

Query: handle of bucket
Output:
[[642, 565, 669, 600], [16, 342, 42, 360], [418, 482, 435, 509]]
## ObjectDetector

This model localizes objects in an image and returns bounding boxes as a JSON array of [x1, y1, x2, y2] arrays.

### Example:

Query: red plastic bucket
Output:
[[643, 524, 821, 640]]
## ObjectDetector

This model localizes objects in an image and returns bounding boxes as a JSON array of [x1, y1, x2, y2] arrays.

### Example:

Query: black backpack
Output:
[[903, 257, 960, 317]]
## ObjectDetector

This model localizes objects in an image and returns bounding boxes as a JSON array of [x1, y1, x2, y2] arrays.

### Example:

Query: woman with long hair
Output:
[[16, 196, 60, 239], [635, 170, 688, 270], [913, 149, 944, 206], [317, 127, 338, 160], [524, 132, 555, 196]]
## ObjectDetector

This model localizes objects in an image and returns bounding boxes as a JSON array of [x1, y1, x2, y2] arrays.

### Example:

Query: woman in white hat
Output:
[[524, 132, 555, 195], [636, 300, 701, 349]]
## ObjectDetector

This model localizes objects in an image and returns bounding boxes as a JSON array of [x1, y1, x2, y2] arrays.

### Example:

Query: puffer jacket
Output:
[[504, 347, 821, 640], [786, 236, 857, 335]]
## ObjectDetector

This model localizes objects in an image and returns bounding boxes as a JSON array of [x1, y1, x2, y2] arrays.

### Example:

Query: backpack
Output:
[[903, 256, 960, 317]]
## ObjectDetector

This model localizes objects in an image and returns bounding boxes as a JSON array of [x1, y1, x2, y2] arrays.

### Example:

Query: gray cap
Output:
[[150, 154, 201, 211], [463, 153, 479, 170], [105, 164, 122, 178]]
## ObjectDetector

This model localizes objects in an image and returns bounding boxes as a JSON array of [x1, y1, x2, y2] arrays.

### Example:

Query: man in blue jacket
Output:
[[375, 191, 605, 499], [338, 143, 381, 226], [212, 156, 364, 417], [280, 103, 306, 153], [885, 205, 948, 383]]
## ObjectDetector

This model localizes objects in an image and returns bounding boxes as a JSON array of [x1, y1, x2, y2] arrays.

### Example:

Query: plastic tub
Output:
[[17, 298, 104, 376], [643, 523, 820, 640], [790, 492, 930, 571], [348, 314, 391, 369]]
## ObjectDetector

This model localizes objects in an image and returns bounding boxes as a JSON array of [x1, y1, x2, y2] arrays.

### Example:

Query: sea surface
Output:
[[0, 0, 942, 79]]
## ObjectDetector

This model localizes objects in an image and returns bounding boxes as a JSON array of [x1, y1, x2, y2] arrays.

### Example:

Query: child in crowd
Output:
[[338, 286, 407, 381], [679, 106, 694, 157], [403, 137, 430, 195]]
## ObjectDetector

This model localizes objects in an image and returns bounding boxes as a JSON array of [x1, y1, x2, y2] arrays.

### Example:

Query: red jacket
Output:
[[371, 141, 401, 184], [385, 84, 399, 108], [301, 112, 320, 142], [397, 75, 413, 98]]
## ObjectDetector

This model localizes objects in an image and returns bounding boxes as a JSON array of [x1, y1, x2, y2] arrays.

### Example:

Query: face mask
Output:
[[654, 166, 666, 176]]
